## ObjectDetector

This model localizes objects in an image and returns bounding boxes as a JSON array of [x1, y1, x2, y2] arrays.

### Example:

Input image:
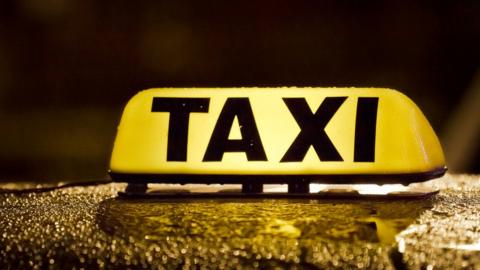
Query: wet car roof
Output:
[[0, 174, 479, 269]]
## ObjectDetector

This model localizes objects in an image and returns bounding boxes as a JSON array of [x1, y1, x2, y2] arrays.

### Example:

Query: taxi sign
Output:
[[109, 88, 446, 187]]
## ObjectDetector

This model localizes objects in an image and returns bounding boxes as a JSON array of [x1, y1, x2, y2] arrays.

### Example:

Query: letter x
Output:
[[280, 97, 347, 162]]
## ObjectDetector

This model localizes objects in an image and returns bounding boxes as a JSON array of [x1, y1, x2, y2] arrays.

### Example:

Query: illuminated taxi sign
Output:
[[109, 88, 446, 184]]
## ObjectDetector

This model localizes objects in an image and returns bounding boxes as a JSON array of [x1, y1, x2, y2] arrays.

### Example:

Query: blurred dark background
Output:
[[0, 0, 479, 182]]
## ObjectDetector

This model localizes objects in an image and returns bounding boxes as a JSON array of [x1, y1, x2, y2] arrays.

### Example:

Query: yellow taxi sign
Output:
[[109, 88, 446, 185]]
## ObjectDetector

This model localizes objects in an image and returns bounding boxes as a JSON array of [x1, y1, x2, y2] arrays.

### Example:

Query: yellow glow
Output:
[[110, 88, 445, 181], [310, 184, 409, 195], [147, 183, 424, 195]]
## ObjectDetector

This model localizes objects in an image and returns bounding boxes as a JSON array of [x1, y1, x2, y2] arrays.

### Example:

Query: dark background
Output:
[[0, 0, 479, 182]]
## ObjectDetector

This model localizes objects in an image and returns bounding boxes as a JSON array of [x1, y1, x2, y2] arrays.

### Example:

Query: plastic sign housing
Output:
[[109, 88, 446, 185]]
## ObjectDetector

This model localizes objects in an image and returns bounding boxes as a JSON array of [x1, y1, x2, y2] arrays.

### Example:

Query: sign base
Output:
[[118, 183, 439, 200]]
